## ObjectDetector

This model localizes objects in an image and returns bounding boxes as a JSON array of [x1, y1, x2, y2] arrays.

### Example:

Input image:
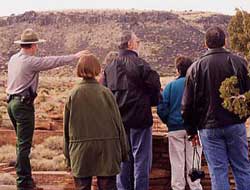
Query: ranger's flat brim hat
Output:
[[14, 28, 46, 44]]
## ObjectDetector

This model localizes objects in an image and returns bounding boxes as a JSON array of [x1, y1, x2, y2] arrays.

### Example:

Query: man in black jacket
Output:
[[182, 26, 250, 190], [102, 31, 161, 190]]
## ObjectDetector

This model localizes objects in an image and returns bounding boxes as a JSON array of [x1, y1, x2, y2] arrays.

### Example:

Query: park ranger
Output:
[[6, 28, 88, 190]]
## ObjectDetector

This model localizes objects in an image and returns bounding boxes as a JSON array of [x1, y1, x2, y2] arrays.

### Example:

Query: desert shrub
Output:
[[0, 137, 66, 171], [30, 144, 59, 159], [0, 114, 2, 126], [220, 76, 250, 119], [31, 155, 66, 171], [42, 136, 63, 151], [31, 158, 55, 171], [30, 136, 66, 171], [0, 173, 16, 185], [0, 145, 16, 163], [221, 10, 250, 118], [52, 154, 66, 169]]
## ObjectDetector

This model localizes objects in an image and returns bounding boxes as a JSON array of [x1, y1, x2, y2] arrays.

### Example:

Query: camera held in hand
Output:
[[189, 168, 205, 182], [188, 146, 205, 182]]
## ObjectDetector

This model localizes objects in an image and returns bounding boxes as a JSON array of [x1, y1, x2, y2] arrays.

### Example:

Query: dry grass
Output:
[[0, 145, 16, 163], [0, 75, 174, 130], [31, 154, 66, 171], [31, 144, 59, 159], [30, 136, 66, 171], [0, 136, 66, 171], [0, 173, 15, 185], [42, 136, 63, 151], [0, 114, 2, 126]]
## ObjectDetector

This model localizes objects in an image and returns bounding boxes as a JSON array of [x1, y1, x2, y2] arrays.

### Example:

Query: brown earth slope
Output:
[[0, 9, 231, 130], [0, 10, 230, 76]]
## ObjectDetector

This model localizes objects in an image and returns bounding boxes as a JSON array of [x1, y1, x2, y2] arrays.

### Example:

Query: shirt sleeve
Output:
[[157, 83, 171, 124], [30, 55, 77, 72]]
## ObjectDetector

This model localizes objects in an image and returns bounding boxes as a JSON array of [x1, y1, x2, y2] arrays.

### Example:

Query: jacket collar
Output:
[[176, 76, 185, 80], [79, 78, 98, 85], [201, 48, 230, 58], [119, 49, 138, 57], [19, 49, 33, 56]]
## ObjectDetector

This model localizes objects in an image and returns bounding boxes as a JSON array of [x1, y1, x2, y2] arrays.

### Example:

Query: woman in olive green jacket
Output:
[[63, 54, 129, 190]]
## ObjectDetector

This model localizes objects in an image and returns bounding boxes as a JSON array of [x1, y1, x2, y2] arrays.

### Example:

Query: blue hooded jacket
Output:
[[157, 77, 186, 131]]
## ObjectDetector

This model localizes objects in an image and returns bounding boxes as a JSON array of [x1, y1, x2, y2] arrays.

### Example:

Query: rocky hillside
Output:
[[0, 10, 231, 76]]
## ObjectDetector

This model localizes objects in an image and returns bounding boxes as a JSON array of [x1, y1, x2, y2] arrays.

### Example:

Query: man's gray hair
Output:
[[118, 30, 133, 50]]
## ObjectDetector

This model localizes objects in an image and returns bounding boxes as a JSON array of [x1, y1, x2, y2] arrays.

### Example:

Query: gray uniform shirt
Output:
[[7, 50, 77, 94]]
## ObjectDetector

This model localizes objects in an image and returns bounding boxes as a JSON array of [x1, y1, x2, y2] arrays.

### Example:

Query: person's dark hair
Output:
[[118, 31, 133, 50], [20, 44, 33, 49], [175, 56, 193, 77], [205, 27, 225, 49]]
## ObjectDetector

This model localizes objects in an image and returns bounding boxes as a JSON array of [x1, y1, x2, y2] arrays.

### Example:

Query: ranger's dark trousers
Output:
[[74, 176, 117, 190], [7, 98, 35, 189]]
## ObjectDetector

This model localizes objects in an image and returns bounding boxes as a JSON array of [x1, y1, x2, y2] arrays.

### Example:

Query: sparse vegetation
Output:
[[0, 10, 231, 130], [0, 173, 15, 185], [0, 145, 16, 163], [30, 136, 66, 171], [0, 114, 2, 126], [0, 136, 66, 171], [0, 75, 77, 130], [42, 136, 63, 151], [0, 10, 230, 76], [31, 155, 66, 171]]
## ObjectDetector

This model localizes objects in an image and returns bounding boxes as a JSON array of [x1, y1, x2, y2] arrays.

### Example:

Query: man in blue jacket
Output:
[[157, 56, 203, 190]]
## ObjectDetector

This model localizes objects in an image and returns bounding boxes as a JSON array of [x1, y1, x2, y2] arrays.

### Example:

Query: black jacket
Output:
[[102, 49, 161, 129], [182, 48, 250, 135]]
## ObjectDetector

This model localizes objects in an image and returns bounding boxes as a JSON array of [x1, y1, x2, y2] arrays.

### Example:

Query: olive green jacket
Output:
[[63, 79, 129, 177]]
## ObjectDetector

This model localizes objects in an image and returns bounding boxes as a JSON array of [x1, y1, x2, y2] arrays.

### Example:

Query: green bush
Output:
[[220, 10, 250, 118], [219, 76, 250, 118]]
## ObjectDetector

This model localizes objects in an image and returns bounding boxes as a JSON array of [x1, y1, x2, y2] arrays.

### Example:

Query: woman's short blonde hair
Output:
[[77, 54, 101, 79]]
